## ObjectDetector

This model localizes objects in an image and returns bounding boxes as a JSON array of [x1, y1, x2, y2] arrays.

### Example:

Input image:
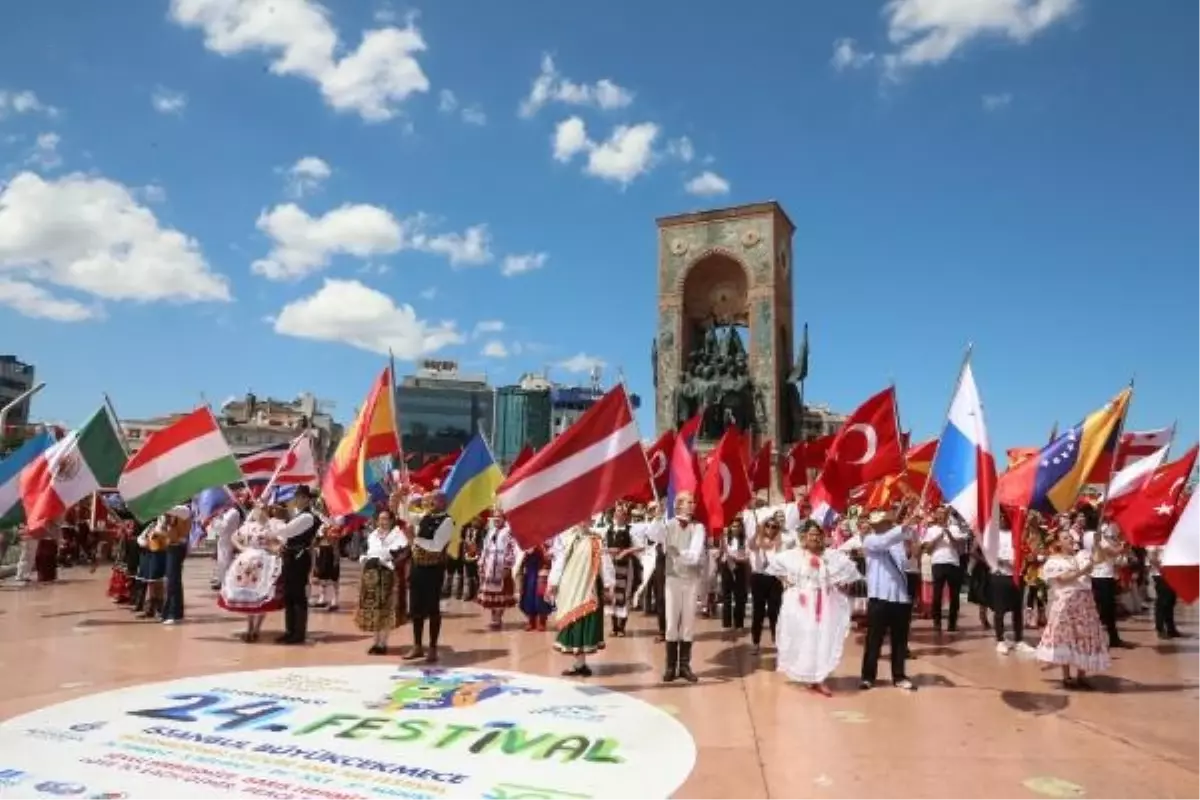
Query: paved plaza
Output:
[[0, 562, 1196, 798]]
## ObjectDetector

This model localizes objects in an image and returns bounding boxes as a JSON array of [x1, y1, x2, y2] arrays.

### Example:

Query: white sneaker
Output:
[[1014, 642, 1036, 655], [996, 641, 1011, 655]]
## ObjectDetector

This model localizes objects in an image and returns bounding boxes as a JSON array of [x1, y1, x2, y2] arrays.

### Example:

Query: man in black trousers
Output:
[[275, 485, 320, 645], [859, 507, 918, 692]]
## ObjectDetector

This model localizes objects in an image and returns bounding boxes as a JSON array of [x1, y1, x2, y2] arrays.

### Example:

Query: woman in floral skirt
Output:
[[1036, 529, 1110, 689]]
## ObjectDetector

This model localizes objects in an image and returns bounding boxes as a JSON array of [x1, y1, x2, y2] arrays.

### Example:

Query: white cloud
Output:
[[169, 0, 430, 122], [273, 278, 463, 358], [0, 278, 98, 322], [140, 184, 168, 204], [666, 136, 695, 163], [982, 91, 1013, 111], [460, 106, 486, 126], [26, 132, 62, 170], [518, 54, 633, 118], [831, 38, 876, 71], [252, 202, 404, 280], [418, 286, 437, 300], [438, 88, 486, 125], [0, 89, 58, 118], [557, 353, 606, 374], [481, 340, 509, 358], [473, 319, 505, 337], [283, 155, 332, 197], [501, 252, 547, 277], [684, 170, 730, 197], [553, 116, 589, 162], [151, 86, 188, 115], [0, 171, 230, 310], [553, 117, 660, 185], [586, 123, 659, 184], [410, 223, 493, 267], [252, 203, 493, 279], [835, 0, 1080, 80]]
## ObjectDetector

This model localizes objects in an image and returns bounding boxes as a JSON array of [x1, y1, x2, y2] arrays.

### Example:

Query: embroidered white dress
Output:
[[769, 548, 862, 684]]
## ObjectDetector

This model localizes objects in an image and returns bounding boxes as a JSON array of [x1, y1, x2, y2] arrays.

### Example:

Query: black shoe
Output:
[[562, 664, 592, 678], [662, 641, 679, 683], [678, 642, 698, 683], [276, 634, 296, 644]]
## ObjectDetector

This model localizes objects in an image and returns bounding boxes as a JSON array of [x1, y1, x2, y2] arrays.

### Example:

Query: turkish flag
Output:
[[628, 429, 675, 503], [782, 434, 836, 499], [1162, 490, 1199, 603], [1108, 445, 1198, 547], [701, 427, 753, 533], [509, 444, 536, 474], [749, 440, 772, 493], [817, 386, 905, 512], [409, 448, 462, 490]]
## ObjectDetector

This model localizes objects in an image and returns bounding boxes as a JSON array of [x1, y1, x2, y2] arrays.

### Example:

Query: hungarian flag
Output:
[[1162, 490, 1199, 603], [816, 386, 905, 512], [627, 429, 674, 503], [1108, 445, 1198, 547], [701, 427, 752, 533], [748, 440, 772, 493], [20, 407, 126, 531], [118, 407, 242, 522], [498, 384, 648, 549]]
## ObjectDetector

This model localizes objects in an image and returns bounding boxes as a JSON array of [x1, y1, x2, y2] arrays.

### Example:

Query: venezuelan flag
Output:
[[441, 434, 504, 558], [997, 387, 1132, 514], [320, 367, 400, 517]]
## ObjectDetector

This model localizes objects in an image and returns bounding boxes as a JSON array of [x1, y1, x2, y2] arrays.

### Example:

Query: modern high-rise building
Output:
[[395, 360, 494, 464], [493, 383, 552, 469], [0, 355, 36, 428]]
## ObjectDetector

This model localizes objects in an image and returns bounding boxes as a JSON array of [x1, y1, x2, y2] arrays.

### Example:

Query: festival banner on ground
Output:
[[0, 666, 696, 800]]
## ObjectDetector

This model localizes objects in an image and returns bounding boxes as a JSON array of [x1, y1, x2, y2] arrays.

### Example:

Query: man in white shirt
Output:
[[992, 527, 1034, 654], [647, 491, 707, 683], [1147, 545, 1181, 639], [921, 506, 969, 634], [1083, 509, 1130, 648]]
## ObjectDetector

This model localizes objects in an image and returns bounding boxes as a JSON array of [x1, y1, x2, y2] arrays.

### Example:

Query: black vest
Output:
[[284, 512, 320, 555], [417, 512, 449, 544]]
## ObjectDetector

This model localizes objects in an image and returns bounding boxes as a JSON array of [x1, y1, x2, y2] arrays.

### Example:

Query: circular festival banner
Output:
[[0, 666, 696, 799]]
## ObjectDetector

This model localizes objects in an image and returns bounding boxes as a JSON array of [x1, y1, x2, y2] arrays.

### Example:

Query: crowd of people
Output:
[[5, 481, 1184, 695]]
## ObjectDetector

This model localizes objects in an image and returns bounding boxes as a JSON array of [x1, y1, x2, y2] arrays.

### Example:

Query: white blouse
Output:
[[361, 526, 407, 567]]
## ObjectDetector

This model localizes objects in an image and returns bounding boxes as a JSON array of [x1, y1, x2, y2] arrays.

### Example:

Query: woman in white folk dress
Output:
[[770, 520, 863, 696], [218, 508, 286, 642]]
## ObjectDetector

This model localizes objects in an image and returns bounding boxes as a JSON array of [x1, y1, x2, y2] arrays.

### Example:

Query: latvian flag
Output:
[[498, 384, 650, 549], [238, 436, 318, 486]]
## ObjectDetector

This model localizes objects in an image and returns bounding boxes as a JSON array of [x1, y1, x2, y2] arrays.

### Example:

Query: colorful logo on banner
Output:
[[0, 667, 695, 799]]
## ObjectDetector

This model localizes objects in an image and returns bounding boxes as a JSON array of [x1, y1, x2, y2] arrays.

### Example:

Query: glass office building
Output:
[[395, 361, 494, 464], [493, 386, 552, 468]]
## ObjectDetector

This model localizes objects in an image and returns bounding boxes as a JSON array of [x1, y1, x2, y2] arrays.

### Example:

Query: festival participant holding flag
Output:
[[406, 491, 454, 663], [546, 520, 615, 677]]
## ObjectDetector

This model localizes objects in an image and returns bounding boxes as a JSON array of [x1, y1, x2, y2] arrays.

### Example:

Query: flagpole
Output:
[[917, 343, 973, 513], [102, 393, 133, 459], [617, 368, 662, 508], [386, 351, 410, 490], [1093, 379, 1136, 527]]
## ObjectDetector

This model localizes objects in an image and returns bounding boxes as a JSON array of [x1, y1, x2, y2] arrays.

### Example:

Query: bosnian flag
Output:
[[497, 384, 650, 549], [238, 437, 317, 485], [1162, 490, 1199, 603], [930, 360, 1000, 566]]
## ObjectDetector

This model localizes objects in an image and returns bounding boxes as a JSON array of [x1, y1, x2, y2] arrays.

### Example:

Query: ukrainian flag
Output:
[[997, 387, 1132, 514], [441, 434, 504, 558]]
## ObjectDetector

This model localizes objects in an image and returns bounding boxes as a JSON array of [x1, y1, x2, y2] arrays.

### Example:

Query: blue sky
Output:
[[0, 0, 1195, 456]]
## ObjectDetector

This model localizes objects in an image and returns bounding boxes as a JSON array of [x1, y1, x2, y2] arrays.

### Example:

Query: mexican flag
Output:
[[117, 407, 241, 521], [19, 408, 127, 531]]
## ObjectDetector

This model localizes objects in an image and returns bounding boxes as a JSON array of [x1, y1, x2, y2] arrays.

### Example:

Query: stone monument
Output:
[[653, 202, 800, 483]]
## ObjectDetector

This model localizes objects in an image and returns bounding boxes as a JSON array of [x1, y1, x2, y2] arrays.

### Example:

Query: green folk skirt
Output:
[[555, 606, 606, 655]]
